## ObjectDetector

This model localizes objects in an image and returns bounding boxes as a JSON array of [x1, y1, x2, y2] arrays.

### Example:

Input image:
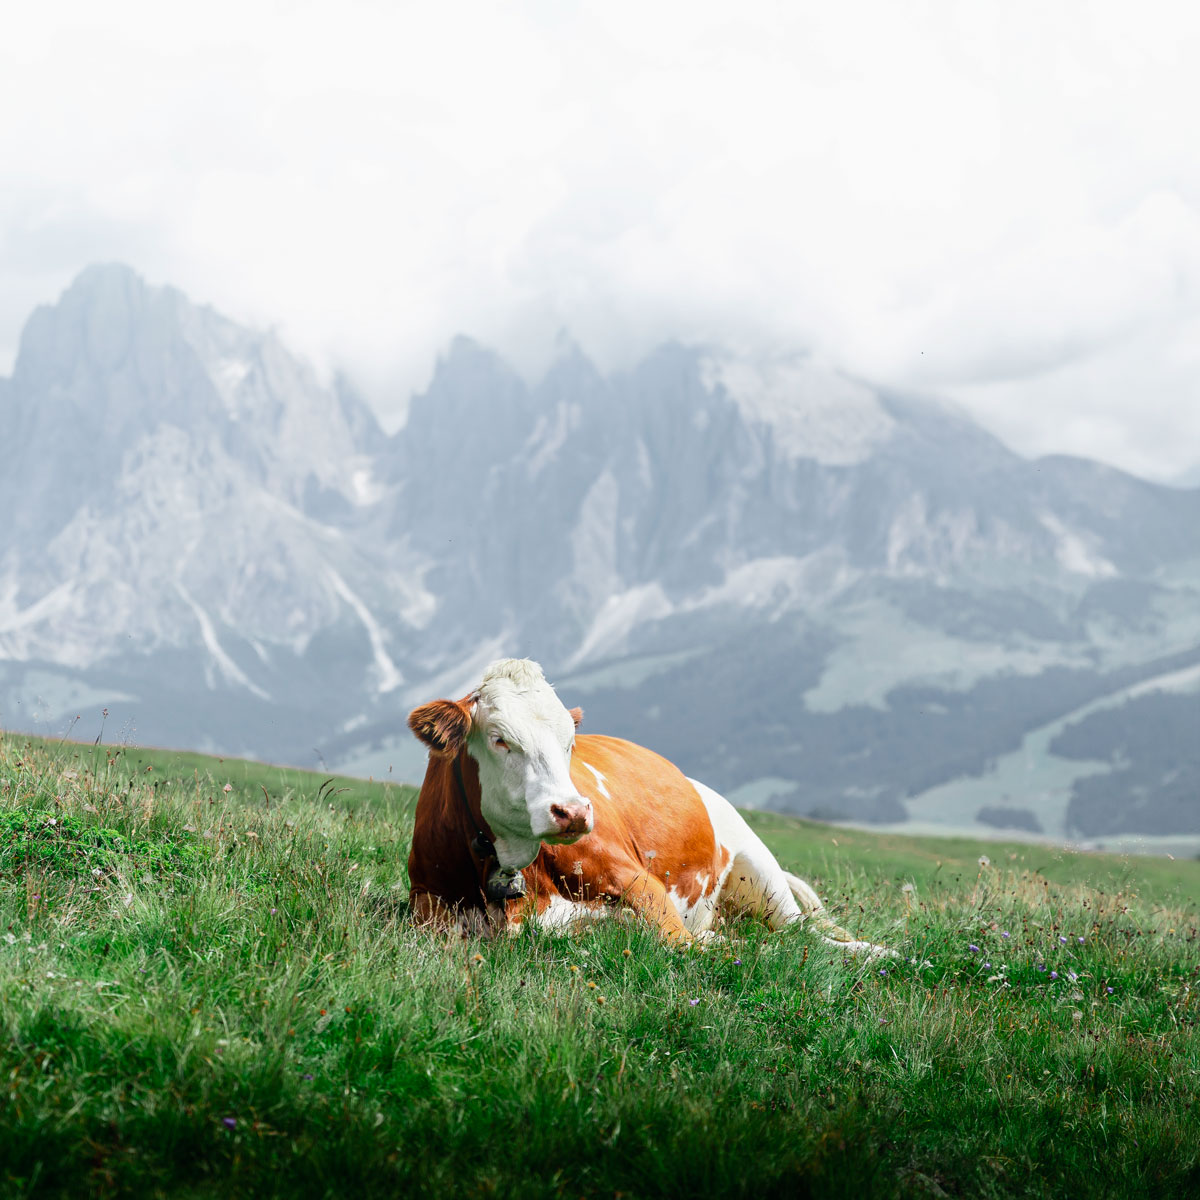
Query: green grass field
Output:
[[2, 732, 1198, 1199]]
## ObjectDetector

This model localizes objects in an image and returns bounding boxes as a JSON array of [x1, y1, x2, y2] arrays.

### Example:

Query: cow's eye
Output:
[[490, 734, 508, 752]]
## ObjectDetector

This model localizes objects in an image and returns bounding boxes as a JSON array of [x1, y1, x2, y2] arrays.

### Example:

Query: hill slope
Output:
[[1, 732, 1197, 1199]]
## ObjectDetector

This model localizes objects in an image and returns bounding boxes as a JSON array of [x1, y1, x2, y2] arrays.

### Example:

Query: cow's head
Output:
[[408, 658, 592, 869]]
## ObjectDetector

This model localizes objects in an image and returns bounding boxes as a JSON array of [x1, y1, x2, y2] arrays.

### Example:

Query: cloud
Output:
[[1, 0, 1199, 480]]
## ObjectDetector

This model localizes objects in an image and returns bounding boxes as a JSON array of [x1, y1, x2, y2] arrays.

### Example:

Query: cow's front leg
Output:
[[616, 872, 694, 944], [411, 891, 506, 939]]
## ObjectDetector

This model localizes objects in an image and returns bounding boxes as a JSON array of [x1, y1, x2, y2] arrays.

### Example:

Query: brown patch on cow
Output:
[[408, 698, 473, 758], [407, 750, 493, 921]]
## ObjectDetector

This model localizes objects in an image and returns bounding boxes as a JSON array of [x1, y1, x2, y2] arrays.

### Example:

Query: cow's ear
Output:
[[408, 699, 473, 757], [568, 706, 583, 729]]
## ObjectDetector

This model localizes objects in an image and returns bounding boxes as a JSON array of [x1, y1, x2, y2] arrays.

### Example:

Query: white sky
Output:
[[2, 0, 1198, 482]]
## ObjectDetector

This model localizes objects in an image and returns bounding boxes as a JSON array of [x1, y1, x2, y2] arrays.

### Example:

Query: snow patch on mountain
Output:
[[702, 355, 896, 464], [326, 568, 403, 693], [1039, 514, 1118, 578], [568, 583, 673, 667], [175, 583, 270, 699], [684, 553, 857, 616]]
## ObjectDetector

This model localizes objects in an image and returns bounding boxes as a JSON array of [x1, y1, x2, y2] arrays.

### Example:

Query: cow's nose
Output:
[[550, 799, 593, 836]]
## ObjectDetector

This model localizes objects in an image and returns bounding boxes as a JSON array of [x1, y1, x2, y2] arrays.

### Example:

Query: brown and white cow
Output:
[[407, 658, 889, 956]]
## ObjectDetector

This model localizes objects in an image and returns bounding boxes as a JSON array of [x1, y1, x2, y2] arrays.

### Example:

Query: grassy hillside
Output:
[[2, 732, 1198, 1198]]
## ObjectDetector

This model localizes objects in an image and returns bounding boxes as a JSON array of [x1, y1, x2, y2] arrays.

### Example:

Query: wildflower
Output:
[[1106, 986, 1114, 994], [879, 968, 887, 976], [223, 784, 233, 794], [978, 855, 990, 867], [1036, 964, 1046, 972], [983, 962, 991, 968], [733, 959, 742, 966], [1049, 971, 1058, 980], [622, 949, 632, 958], [596, 996, 606, 1006], [1067, 972, 1078, 982], [1059, 936, 1068, 944], [1078, 936, 1085, 943], [270, 907, 277, 915], [689, 999, 700, 1006], [222, 1117, 236, 1130], [302, 1073, 313, 1081], [1000, 931, 1011, 939], [968, 944, 980, 953], [472, 953, 484, 964]]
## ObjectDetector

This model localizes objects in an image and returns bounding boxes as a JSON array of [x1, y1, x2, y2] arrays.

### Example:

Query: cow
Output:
[[406, 657, 890, 957]]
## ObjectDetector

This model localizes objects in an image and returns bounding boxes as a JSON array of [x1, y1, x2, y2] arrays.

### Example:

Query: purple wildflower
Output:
[[1078, 936, 1085, 943], [1036, 964, 1046, 972], [222, 1117, 236, 1130], [968, 944, 980, 953], [1067, 972, 1078, 982], [1000, 931, 1010, 939], [1059, 936, 1068, 944], [879, 968, 887, 976], [983, 962, 991, 968], [689, 999, 700, 1006], [1049, 971, 1058, 980], [302, 1073, 313, 1081], [1107, 986, 1114, 994], [733, 959, 741, 965]]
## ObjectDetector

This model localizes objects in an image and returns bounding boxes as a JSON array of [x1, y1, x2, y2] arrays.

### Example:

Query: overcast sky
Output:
[[2, 0, 1198, 482]]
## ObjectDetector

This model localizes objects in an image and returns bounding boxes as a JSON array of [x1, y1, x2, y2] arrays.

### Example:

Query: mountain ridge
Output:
[[1, 264, 1197, 843]]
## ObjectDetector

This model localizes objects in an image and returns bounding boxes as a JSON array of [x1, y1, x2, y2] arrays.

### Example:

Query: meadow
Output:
[[1, 732, 1197, 1199]]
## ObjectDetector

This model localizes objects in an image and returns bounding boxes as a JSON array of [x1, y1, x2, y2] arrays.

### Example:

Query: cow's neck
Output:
[[454, 748, 536, 898]]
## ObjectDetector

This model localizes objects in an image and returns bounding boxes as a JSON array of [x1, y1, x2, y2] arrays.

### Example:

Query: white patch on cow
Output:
[[688, 777, 805, 927], [526, 893, 611, 932], [665, 870, 726, 935], [582, 762, 611, 799], [689, 776, 895, 959]]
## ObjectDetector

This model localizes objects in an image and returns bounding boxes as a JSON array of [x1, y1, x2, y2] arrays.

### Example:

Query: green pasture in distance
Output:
[[6, 729, 1197, 911], [742, 809, 1200, 913], [0, 732, 418, 818]]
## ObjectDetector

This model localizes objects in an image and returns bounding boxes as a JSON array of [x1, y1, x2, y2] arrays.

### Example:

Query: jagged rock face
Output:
[[0, 266, 425, 684], [2, 265, 1198, 838]]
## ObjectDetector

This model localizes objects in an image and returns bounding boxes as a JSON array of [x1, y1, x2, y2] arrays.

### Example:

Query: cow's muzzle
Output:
[[548, 799, 593, 839]]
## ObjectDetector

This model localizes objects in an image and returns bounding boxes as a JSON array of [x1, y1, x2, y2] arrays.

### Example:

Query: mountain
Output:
[[2, 266, 1198, 844]]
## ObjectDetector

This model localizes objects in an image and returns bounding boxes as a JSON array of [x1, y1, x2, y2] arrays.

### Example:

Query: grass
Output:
[[1, 732, 1198, 1199]]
